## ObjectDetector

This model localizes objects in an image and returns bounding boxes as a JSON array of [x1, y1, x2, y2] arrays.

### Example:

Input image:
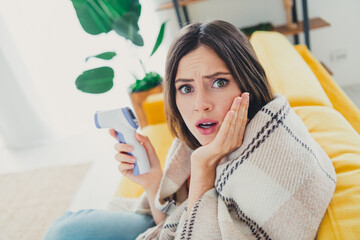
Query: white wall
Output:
[[307, 0, 360, 87], [155, 0, 360, 87]]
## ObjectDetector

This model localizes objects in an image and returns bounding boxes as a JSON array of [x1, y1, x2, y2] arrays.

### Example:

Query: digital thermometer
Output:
[[94, 107, 150, 175]]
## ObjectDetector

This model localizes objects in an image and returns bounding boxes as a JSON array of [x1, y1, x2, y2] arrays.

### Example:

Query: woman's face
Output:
[[175, 45, 242, 146]]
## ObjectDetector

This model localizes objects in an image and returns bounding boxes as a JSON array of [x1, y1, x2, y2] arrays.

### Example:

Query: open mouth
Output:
[[196, 119, 219, 135], [197, 122, 217, 129]]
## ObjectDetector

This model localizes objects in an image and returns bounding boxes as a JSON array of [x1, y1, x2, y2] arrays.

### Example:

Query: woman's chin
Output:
[[198, 136, 215, 146], [194, 125, 220, 146]]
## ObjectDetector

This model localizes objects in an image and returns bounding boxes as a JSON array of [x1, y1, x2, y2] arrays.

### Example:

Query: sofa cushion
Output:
[[293, 106, 360, 240], [295, 45, 360, 134], [250, 31, 333, 108], [115, 122, 174, 198]]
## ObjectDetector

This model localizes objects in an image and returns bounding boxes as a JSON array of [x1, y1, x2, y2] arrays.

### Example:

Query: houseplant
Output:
[[71, 0, 166, 127]]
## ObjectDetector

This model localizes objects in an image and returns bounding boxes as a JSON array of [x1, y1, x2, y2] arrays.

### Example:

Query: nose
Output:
[[193, 91, 213, 112]]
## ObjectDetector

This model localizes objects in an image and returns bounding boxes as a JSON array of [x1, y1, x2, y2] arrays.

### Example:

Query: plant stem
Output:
[[139, 59, 147, 75], [125, 39, 147, 78]]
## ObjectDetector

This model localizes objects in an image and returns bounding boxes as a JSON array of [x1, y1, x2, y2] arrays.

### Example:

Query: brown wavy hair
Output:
[[164, 20, 274, 150]]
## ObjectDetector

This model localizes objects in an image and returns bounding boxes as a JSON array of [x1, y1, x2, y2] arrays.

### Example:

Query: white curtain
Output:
[[0, 15, 52, 149]]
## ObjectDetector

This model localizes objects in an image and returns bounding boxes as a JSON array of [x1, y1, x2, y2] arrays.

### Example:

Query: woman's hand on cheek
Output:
[[191, 92, 249, 172]]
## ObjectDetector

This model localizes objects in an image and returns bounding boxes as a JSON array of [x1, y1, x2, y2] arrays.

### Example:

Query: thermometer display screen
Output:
[[127, 108, 139, 127]]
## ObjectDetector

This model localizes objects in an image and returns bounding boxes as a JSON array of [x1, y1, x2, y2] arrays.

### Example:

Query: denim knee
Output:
[[43, 209, 155, 240], [43, 210, 91, 240]]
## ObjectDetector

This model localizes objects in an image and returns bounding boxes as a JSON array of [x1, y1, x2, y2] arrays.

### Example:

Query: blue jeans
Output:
[[43, 209, 156, 240]]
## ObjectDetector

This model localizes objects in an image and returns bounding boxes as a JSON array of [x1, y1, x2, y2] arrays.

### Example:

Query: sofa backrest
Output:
[[294, 45, 360, 134], [250, 31, 333, 108]]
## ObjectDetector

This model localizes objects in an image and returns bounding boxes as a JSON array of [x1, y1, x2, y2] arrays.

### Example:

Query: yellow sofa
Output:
[[116, 32, 360, 239]]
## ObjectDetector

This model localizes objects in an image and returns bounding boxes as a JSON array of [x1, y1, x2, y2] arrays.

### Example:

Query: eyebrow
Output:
[[175, 72, 231, 84]]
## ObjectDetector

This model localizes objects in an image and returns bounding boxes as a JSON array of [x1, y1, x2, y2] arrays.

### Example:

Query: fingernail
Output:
[[237, 97, 242, 105], [244, 93, 249, 102]]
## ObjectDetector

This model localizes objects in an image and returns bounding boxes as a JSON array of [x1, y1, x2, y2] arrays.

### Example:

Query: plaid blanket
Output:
[[129, 95, 336, 239]]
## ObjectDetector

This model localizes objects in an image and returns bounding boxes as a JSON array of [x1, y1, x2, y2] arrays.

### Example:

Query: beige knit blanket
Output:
[[110, 95, 336, 240]]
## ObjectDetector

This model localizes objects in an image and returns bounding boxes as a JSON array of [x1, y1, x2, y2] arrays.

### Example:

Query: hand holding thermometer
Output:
[[94, 107, 150, 176]]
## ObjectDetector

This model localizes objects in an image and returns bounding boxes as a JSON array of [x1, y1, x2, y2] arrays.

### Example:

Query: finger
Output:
[[118, 163, 134, 173], [114, 143, 133, 153], [214, 110, 235, 145], [237, 93, 250, 145], [135, 132, 157, 162], [235, 93, 248, 133], [233, 93, 249, 146], [120, 169, 133, 178], [222, 96, 242, 145], [109, 129, 117, 139], [114, 152, 136, 164], [241, 92, 250, 125], [216, 96, 239, 140], [229, 96, 242, 128], [230, 96, 242, 130], [229, 96, 242, 114]]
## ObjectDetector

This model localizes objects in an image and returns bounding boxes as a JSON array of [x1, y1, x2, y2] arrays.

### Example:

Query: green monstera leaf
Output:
[[71, 0, 112, 35], [85, 51, 117, 61], [150, 21, 166, 57], [75, 66, 114, 94], [113, 12, 143, 46], [71, 0, 142, 45]]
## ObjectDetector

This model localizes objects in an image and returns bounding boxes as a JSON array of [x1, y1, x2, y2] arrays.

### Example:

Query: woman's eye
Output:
[[213, 79, 229, 88], [178, 85, 193, 94]]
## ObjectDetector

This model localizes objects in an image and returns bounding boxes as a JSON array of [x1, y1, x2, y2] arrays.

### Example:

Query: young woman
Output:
[[44, 20, 336, 240]]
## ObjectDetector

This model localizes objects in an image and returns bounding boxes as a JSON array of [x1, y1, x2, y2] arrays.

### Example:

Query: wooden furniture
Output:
[[283, 0, 298, 30], [156, 0, 328, 50], [156, 0, 208, 28], [156, 0, 207, 11], [274, 17, 330, 37]]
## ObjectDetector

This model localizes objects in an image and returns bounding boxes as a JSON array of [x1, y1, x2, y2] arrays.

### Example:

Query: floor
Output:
[[0, 83, 359, 212], [0, 130, 123, 211]]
